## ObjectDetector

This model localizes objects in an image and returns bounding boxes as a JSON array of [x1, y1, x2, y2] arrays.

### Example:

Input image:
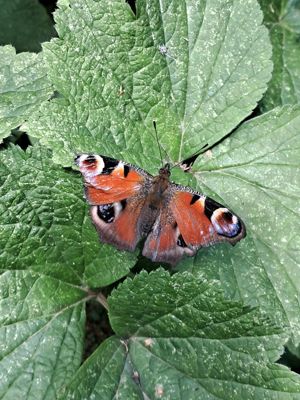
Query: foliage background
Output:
[[0, 0, 300, 399]]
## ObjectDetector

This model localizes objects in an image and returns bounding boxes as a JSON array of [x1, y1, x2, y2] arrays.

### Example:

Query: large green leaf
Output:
[[0, 145, 137, 287], [61, 337, 142, 400], [0, 0, 56, 53], [0, 46, 52, 143], [63, 270, 300, 400], [186, 105, 300, 344], [0, 270, 86, 399], [259, 0, 300, 110], [24, 0, 272, 169]]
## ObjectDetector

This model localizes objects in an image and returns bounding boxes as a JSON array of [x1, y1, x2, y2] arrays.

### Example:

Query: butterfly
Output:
[[75, 154, 246, 265]]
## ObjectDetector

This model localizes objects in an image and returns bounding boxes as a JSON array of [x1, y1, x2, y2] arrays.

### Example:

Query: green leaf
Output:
[[61, 337, 142, 400], [188, 105, 300, 344], [0, 270, 86, 399], [0, 145, 137, 287], [63, 270, 300, 399], [259, 0, 300, 110], [0, 0, 56, 53], [0, 46, 52, 143], [24, 0, 272, 168]]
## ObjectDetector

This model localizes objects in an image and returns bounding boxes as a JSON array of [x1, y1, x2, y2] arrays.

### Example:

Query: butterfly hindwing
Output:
[[171, 185, 245, 248], [142, 206, 195, 265], [76, 154, 153, 251], [90, 197, 145, 251], [143, 185, 246, 265]]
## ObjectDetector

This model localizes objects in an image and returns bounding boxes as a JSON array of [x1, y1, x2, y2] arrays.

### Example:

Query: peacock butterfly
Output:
[[76, 154, 246, 265]]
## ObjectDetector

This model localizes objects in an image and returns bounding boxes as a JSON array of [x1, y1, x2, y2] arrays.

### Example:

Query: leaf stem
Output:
[[96, 292, 108, 310]]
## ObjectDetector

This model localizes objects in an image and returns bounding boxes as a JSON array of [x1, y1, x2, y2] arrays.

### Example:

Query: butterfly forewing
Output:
[[76, 154, 153, 251]]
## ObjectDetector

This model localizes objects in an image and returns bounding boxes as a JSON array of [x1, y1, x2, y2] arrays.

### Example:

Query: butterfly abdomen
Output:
[[137, 174, 171, 236]]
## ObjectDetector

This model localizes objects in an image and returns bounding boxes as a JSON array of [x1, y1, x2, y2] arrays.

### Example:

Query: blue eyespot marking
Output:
[[211, 208, 241, 238]]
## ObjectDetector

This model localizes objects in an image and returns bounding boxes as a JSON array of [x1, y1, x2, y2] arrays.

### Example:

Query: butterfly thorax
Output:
[[158, 163, 171, 177], [148, 164, 171, 206], [138, 164, 171, 235]]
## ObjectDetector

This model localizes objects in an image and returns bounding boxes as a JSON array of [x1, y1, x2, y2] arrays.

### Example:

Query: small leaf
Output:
[[0, 270, 86, 399], [25, 0, 272, 167], [0, 145, 137, 287], [109, 270, 286, 361], [191, 105, 300, 344], [259, 0, 300, 110], [64, 270, 300, 399], [0, 46, 52, 142], [0, 0, 56, 53]]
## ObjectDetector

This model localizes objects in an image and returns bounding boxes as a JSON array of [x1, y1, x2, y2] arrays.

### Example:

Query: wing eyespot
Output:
[[211, 208, 242, 238], [102, 158, 119, 174], [85, 155, 97, 164], [76, 154, 105, 176], [96, 201, 124, 224], [204, 197, 221, 219], [97, 204, 115, 223]]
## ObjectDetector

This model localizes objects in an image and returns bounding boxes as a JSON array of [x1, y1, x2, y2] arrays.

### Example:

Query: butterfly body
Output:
[[76, 154, 246, 265]]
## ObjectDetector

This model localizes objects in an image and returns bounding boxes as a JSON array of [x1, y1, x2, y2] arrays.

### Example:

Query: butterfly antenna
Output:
[[153, 120, 164, 167]]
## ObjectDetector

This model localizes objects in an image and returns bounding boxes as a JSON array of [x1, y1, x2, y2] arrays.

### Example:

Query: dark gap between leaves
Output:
[[126, 0, 136, 14], [83, 275, 131, 361], [279, 347, 300, 374], [0, 129, 31, 151], [84, 298, 113, 361], [180, 103, 262, 169], [38, 0, 58, 16], [208, 104, 262, 149], [38, 0, 136, 16]]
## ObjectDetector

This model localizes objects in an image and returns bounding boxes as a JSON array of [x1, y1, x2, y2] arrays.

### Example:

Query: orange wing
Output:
[[143, 186, 246, 265], [171, 188, 246, 249], [89, 197, 145, 251], [76, 154, 152, 251], [76, 155, 246, 263], [75, 154, 150, 205], [142, 207, 194, 265]]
